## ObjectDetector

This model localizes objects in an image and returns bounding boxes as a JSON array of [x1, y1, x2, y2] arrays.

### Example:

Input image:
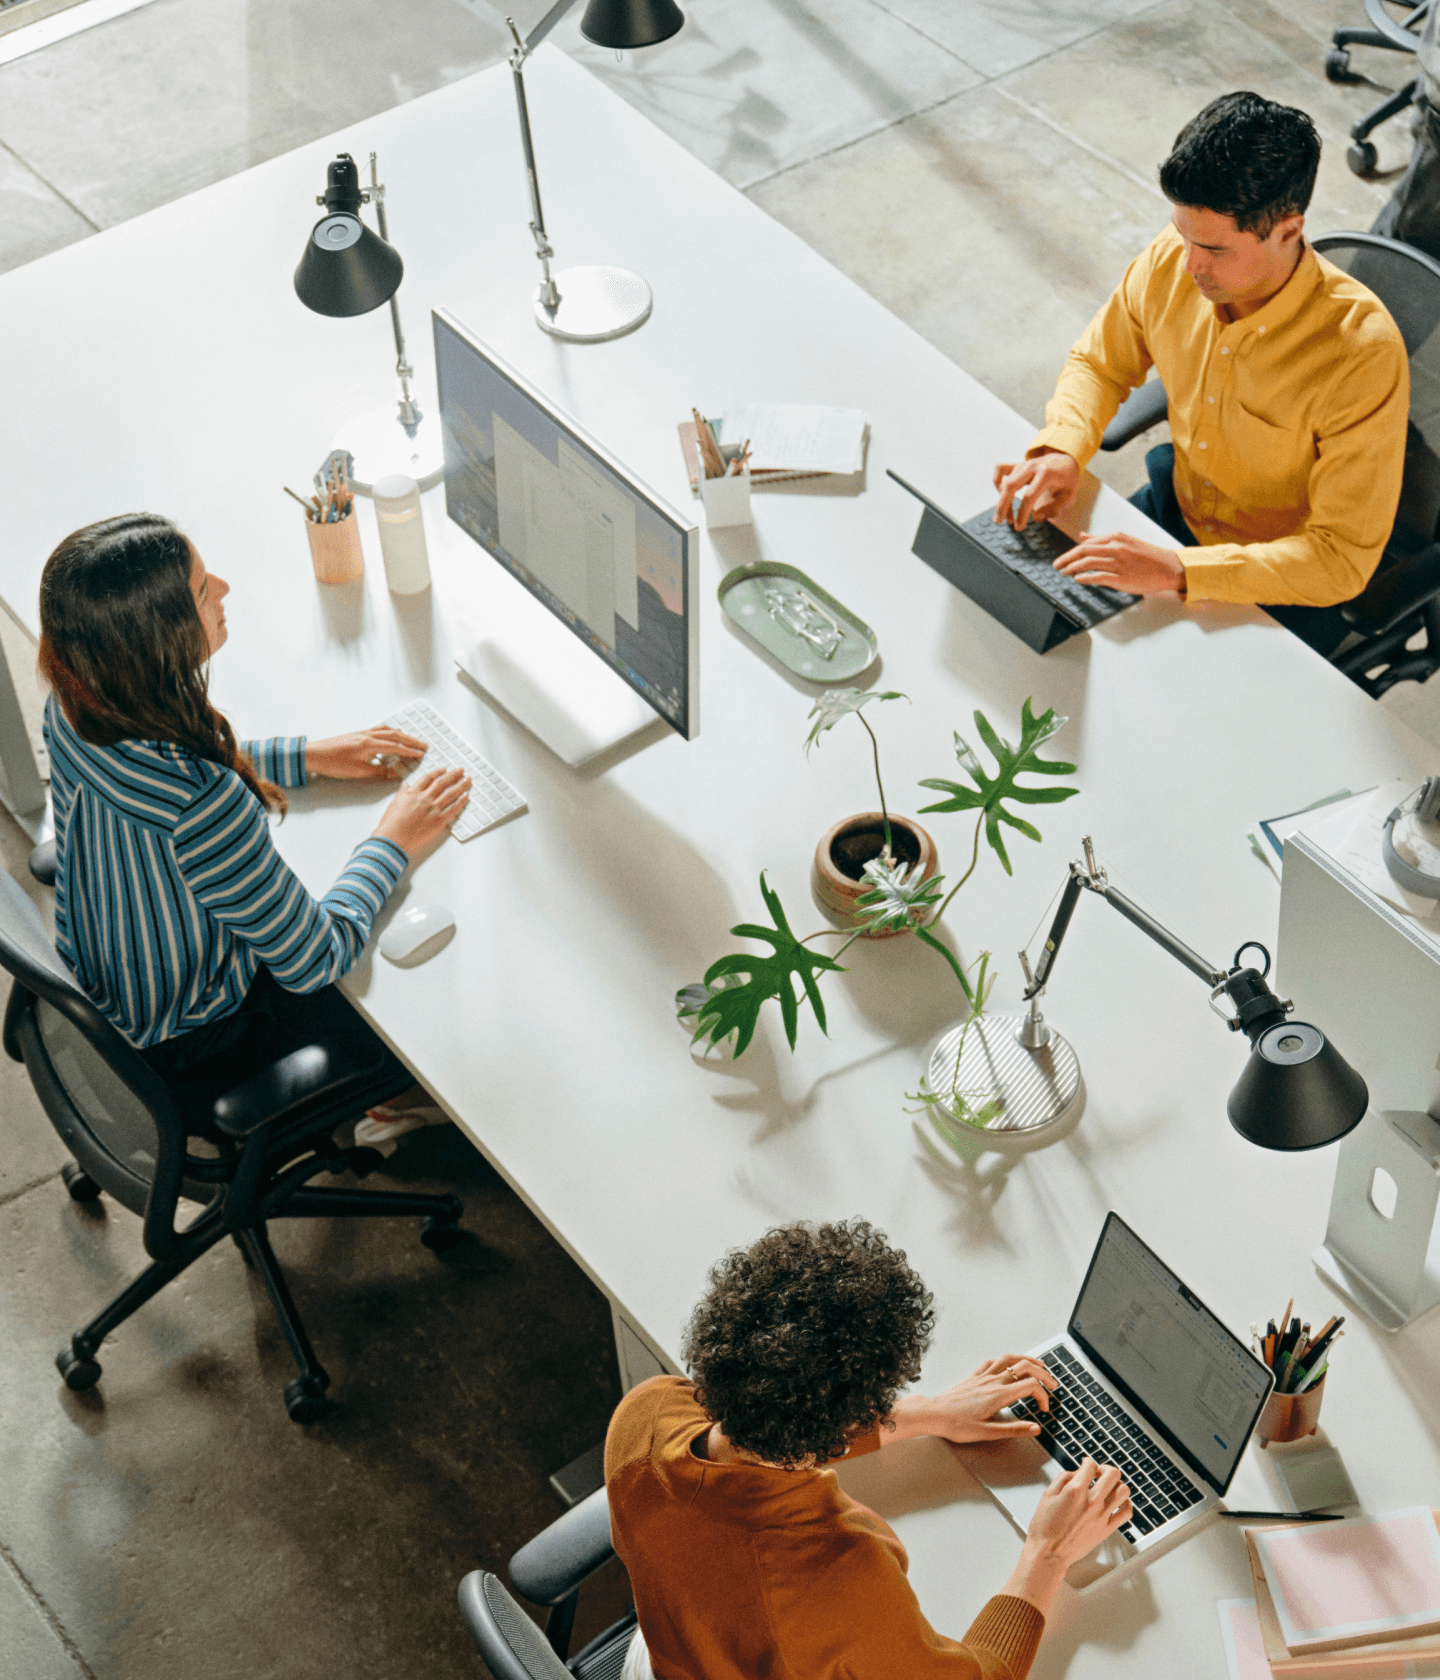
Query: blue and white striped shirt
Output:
[[45, 696, 406, 1048]]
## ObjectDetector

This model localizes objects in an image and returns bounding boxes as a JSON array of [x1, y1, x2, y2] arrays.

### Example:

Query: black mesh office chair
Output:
[[1324, 0, 1427, 176], [1100, 231, 1440, 697], [0, 864, 465, 1423], [458, 1487, 637, 1680]]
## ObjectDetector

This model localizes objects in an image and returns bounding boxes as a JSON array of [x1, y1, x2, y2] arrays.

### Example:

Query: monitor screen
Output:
[[433, 311, 697, 739], [1070, 1213, 1272, 1492]]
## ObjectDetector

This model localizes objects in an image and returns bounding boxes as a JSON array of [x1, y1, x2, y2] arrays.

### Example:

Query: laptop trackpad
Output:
[[953, 1438, 1055, 1535]]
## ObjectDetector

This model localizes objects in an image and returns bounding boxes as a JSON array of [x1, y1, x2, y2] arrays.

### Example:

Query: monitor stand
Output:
[[454, 597, 657, 768]]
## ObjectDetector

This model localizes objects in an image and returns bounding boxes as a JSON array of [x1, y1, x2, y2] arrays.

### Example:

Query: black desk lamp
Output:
[[294, 151, 442, 493], [505, 0, 684, 342], [1004, 838, 1368, 1150]]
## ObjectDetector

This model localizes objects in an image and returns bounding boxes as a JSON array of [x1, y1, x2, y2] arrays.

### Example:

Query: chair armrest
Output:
[[1100, 380, 1168, 451], [210, 1038, 382, 1138], [28, 840, 57, 886], [1340, 542, 1440, 638], [509, 1488, 615, 1607]]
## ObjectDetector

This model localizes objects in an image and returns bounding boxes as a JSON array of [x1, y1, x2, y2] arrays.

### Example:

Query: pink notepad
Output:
[[1217, 1599, 1270, 1680], [1256, 1507, 1440, 1652]]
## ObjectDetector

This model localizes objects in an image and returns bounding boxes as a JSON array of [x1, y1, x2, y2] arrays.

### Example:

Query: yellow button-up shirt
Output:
[[1029, 225, 1409, 606]]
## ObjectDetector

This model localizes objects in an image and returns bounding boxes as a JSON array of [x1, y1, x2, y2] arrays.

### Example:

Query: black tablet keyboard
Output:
[[960, 513, 1138, 629], [1008, 1347, 1205, 1542]]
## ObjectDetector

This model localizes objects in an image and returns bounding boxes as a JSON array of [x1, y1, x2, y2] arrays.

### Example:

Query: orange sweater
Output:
[[605, 1376, 1044, 1680]]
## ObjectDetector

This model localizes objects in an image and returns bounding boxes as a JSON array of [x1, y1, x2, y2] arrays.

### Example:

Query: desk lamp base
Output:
[[332, 406, 445, 496], [534, 266, 653, 343], [926, 1012, 1081, 1138]]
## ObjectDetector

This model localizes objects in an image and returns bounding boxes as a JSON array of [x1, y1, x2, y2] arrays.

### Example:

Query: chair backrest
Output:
[[458, 1573, 571, 1680], [1313, 232, 1440, 550], [0, 868, 190, 1227]]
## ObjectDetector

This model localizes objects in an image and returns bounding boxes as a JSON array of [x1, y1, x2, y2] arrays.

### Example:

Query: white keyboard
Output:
[[382, 698, 527, 843]]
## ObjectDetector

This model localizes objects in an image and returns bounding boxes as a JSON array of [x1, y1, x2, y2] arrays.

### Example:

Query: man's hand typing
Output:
[[1056, 530, 1187, 595]]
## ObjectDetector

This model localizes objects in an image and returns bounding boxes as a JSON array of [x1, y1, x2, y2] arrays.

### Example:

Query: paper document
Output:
[[1217, 1599, 1270, 1680], [719, 405, 867, 475], [1248, 789, 1363, 881], [1255, 1507, 1440, 1653]]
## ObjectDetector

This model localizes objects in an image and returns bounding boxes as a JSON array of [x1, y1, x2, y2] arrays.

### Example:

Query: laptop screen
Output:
[[1069, 1213, 1273, 1493]]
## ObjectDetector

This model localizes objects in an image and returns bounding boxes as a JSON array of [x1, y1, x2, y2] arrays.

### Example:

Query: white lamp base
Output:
[[925, 1013, 1081, 1138], [332, 407, 445, 496], [534, 266, 653, 344]]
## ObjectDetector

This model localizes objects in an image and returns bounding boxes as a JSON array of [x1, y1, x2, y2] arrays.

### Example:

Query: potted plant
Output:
[[804, 689, 937, 938], [678, 699, 1078, 1127]]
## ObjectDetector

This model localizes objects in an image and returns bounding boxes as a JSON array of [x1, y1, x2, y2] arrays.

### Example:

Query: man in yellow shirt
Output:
[[994, 92, 1410, 655]]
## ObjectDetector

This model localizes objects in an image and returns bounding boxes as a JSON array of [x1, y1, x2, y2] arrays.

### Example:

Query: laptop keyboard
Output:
[[1007, 1347, 1205, 1543], [960, 512, 1138, 630]]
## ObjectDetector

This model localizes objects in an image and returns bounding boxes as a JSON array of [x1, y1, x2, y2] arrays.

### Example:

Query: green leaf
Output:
[[803, 688, 907, 755], [694, 873, 846, 1056], [918, 696, 1078, 875], [854, 856, 943, 935]]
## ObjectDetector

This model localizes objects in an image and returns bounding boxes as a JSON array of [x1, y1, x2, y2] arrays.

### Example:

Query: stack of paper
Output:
[[1233, 1508, 1440, 1676], [717, 405, 868, 480]]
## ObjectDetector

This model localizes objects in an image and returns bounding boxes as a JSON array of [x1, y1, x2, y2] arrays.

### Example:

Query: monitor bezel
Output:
[[1068, 1211, 1274, 1496], [432, 306, 700, 742]]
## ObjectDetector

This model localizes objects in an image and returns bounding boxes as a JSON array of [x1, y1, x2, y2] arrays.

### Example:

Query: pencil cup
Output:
[[305, 510, 364, 585], [697, 443, 752, 529], [372, 473, 431, 594], [1257, 1377, 1325, 1446]]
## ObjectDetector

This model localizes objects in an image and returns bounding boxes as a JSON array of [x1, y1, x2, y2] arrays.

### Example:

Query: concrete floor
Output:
[[0, 0, 1432, 1675]]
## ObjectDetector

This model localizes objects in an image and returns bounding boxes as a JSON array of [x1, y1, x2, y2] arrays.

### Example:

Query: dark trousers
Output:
[[1128, 444, 1355, 658], [141, 966, 412, 1130]]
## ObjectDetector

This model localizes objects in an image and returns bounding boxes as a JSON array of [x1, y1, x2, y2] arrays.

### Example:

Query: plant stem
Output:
[[916, 925, 974, 1004], [932, 812, 983, 926], [801, 928, 865, 959], [859, 712, 891, 858]]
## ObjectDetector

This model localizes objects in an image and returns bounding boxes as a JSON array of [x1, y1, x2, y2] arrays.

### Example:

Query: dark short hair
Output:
[[681, 1219, 935, 1469], [1159, 92, 1320, 237]]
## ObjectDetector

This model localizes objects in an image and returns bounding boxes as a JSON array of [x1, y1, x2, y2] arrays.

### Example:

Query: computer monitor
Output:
[[432, 309, 699, 761]]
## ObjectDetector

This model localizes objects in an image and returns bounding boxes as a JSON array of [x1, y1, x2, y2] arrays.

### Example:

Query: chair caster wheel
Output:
[[56, 1344, 102, 1390], [1348, 140, 1379, 176], [1326, 46, 1356, 82], [420, 1216, 464, 1253], [61, 1162, 102, 1202], [284, 1375, 329, 1423]]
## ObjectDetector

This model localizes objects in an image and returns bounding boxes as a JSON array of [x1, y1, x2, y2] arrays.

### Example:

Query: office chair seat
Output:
[[0, 866, 467, 1423]]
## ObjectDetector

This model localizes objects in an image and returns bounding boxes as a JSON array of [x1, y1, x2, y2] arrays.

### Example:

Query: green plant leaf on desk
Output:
[[854, 857, 944, 936], [918, 697, 1078, 875], [694, 874, 847, 1056], [802, 687, 906, 754]]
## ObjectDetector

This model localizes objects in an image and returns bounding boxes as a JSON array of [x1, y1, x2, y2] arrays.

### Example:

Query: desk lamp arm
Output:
[[507, 14, 564, 311], [1018, 836, 1291, 1048], [363, 153, 421, 433]]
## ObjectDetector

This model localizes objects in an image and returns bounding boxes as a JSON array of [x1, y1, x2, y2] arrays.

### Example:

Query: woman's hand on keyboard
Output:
[[1001, 1457, 1133, 1614], [374, 766, 471, 858], [306, 725, 428, 780], [885, 1354, 1058, 1444]]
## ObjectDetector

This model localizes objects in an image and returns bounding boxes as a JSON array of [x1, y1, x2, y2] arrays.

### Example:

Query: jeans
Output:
[[1127, 443, 1355, 658]]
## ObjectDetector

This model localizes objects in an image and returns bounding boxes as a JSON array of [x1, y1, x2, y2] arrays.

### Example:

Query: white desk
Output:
[[3, 48, 1439, 1679]]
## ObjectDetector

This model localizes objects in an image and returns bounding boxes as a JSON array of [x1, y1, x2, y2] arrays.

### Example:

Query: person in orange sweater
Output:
[[605, 1219, 1132, 1680]]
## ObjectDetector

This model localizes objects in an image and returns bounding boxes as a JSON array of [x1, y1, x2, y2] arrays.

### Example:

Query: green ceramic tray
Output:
[[717, 563, 877, 682]]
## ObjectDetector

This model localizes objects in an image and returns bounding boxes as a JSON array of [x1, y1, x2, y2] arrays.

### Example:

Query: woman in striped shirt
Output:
[[38, 512, 470, 1129]]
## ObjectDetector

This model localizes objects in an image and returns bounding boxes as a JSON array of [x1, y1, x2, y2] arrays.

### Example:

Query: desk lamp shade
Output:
[[579, 0, 684, 48], [294, 155, 403, 319], [1227, 1021, 1369, 1151]]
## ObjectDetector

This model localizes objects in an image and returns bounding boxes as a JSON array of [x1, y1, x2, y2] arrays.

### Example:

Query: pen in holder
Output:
[[691, 408, 752, 529], [1257, 1377, 1325, 1446], [288, 458, 363, 584]]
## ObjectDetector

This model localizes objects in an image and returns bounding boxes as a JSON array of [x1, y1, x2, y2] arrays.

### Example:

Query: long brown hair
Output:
[[38, 514, 285, 814]]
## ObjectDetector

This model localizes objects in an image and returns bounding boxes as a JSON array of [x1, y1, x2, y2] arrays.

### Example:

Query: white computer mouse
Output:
[[378, 901, 456, 965]]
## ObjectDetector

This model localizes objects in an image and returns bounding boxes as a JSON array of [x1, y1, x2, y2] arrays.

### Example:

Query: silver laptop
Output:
[[966, 1213, 1274, 1588]]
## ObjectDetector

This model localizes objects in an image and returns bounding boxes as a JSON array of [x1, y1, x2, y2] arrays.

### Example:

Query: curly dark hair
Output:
[[681, 1219, 936, 1469], [1159, 92, 1320, 237]]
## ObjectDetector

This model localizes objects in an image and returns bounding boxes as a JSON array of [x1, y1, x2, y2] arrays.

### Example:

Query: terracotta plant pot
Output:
[[812, 812, 939, 939], [1256, 1377, 1325, 1446]]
